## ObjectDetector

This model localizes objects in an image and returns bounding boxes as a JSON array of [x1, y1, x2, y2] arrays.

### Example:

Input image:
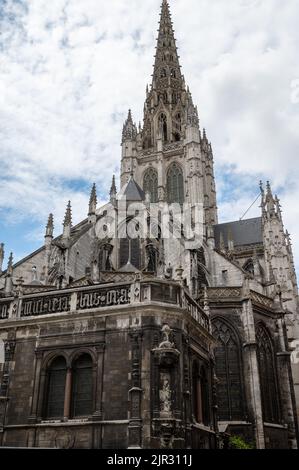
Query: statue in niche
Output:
[[160, 374, 172, 414]]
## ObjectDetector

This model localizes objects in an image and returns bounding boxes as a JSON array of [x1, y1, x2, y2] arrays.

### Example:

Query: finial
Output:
[[7, 252, 13, 274], [45, 213, 54, 238], [0, 243, 4, 273], [4, 252, 14, 295], [88, 183, 97, 216], [266, 181, 272, 195], [110, 175, 117, 205], [110, 174, 117, 195], [63, 201, 72, 239], [63, 201, 72, 227]]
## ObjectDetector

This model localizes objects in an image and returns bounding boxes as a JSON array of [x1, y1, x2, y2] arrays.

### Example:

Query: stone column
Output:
[[91, 344, 105, 449], [241, 282, 265, 449], [182, 335, 192, 449], [63, 368, 72, 420], [28, 351, 44, 425], [92, 344, 105, 421]]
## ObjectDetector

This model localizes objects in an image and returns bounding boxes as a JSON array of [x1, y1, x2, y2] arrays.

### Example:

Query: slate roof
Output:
[[213, 217, 263, 249], [117, 177, 145, 202]]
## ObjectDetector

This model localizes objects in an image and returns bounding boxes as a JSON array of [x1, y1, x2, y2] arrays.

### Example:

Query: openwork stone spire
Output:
[[141, 0, 197, 149], [152, 0, 183, 88]]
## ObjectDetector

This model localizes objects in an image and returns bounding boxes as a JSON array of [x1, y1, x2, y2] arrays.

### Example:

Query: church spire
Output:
[[152, 0, 183, 87], [142, 0, 189, 149]]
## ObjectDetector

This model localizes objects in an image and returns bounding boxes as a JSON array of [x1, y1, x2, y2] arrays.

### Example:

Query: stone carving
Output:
[[160, 373, 172, 415], [54, 430, 76, 449], [21, 294, 71, 317], [159, 324, 175, 349], [77, 286, 131, 310]]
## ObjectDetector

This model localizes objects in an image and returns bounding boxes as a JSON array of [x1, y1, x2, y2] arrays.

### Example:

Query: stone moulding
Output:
[[0, 279, 211, 334], [200, 287, 274, 310]]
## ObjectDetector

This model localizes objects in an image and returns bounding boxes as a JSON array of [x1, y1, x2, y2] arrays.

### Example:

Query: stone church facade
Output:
[[0, 0, 298, 449]]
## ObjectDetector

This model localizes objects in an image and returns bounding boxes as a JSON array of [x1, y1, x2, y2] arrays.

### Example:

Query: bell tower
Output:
[[120, 0, 218, 238]]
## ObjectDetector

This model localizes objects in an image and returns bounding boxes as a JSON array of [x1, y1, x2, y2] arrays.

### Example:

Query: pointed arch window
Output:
[[256, 325, 280, 423], [212, 319, 244, 421], [167, 163, 184, 205], [45, 357, 67, 419], [144, 168, 158, 203], [160, 68, 167, 78], [71, 354, 93, 418]]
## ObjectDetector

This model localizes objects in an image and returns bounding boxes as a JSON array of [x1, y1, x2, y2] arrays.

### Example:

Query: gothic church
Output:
[[0, 0, 298, 449]]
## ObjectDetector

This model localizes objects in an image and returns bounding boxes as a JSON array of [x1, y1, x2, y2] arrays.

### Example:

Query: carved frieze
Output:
[[77, 286, 131, 310], [21, 294, 71, 317]]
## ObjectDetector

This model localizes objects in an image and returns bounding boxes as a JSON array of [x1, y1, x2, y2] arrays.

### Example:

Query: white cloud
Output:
[[0, 0, 298, 275]]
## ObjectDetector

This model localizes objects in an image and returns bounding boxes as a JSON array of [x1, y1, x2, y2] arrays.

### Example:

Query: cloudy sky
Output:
[[0, 0, 299, 275]]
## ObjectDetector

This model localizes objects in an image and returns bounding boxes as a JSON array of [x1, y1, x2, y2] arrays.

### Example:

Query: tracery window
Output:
[[45, 357, 67, 419], [192, 362, 210, 426], [143, 168, 158, 203], [166, 163, 184, 205], [71, 354, 93, 418], [212, 319, 244, 421], [256, 324, 280, 423]]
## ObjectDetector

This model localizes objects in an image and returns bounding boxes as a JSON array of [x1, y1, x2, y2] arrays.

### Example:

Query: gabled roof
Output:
[[117, 176, 145, 202], [213, 217, 263, 249]]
